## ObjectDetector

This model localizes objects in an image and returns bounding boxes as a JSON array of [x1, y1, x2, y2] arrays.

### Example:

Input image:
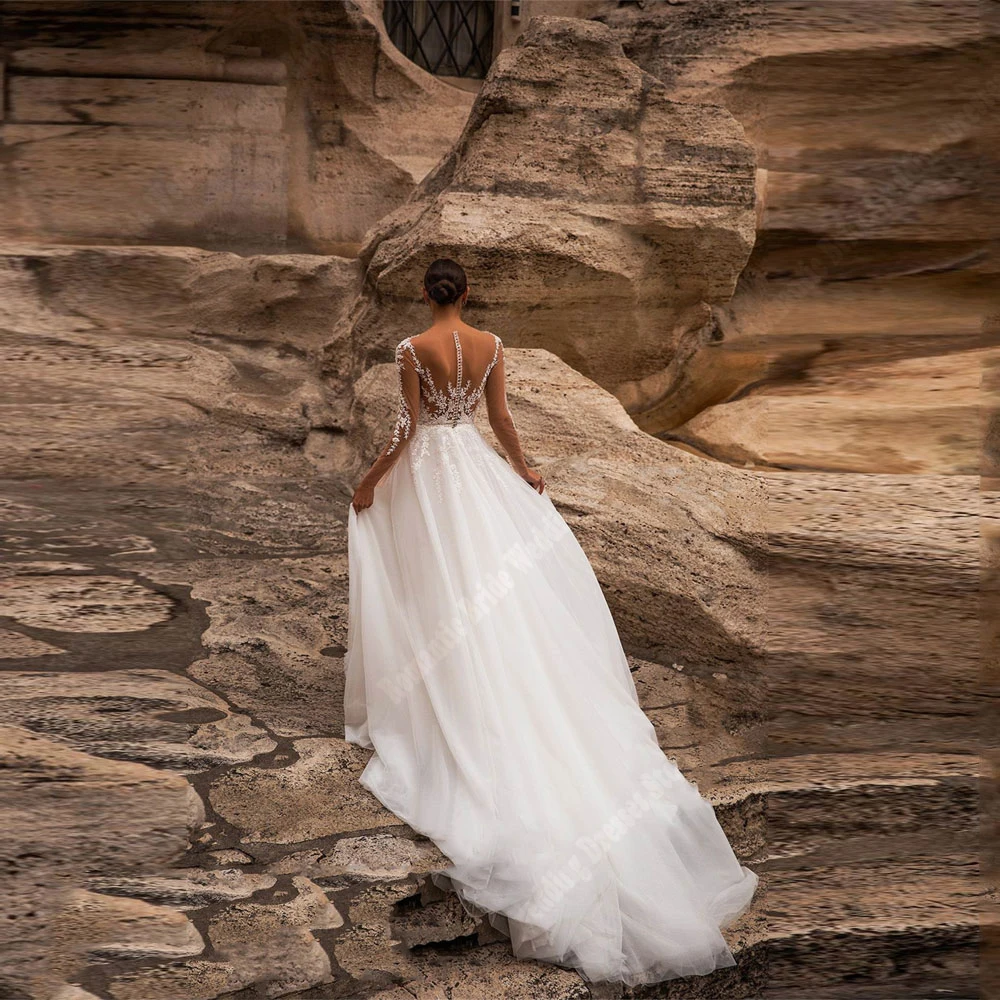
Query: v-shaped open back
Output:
[[399, 329, 501, 427]]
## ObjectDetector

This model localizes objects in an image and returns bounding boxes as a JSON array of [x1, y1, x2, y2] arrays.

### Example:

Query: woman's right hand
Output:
[[522, 468, 545, 494], [352, 481, 375, 513]]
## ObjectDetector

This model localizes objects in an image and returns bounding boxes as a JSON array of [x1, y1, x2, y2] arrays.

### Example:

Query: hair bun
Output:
[[429, 278, 458, 305], [423, 258, 467, 306]]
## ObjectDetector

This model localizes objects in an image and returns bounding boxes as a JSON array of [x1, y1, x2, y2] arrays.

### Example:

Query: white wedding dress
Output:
[[345, 330, 757, 987]]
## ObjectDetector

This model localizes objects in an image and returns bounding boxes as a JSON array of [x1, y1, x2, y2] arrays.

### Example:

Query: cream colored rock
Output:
[[671, 349, 987, 474], [109, 877, 342, 999], [0, 245, 358, 482], [0, 725, 204, 873], [0, 3, 472, 250], [52, 889, 204, 966], [333, 15, 756, 428], [408, 941, 589, 1000], [207, 876, 342, 996], [334, 878, 424, 987], [0, 243, 361, 351], [53, 988, 104, 1000], [605, 0, 985, 238], [1, 726, 204, 997], [763, 471, 979, 749], [210, 738, 403, 844], [2, 575, 173, 633], [87, 869, 277, 908], [204, 849, 255, 866], [109, 960, 245, 1000], [602, 0, 994, 461]]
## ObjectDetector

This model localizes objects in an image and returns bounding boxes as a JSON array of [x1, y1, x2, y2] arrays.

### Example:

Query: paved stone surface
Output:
[[210, 738, 404, 844], [0, 669, 275, 771]]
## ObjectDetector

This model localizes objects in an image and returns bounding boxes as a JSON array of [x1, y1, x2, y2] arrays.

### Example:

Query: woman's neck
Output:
[[429, 305, 464, 327]]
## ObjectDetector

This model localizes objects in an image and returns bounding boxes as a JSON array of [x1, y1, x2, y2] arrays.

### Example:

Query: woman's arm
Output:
[[352, 342, 421, 513], [484, 341, 544, 494]]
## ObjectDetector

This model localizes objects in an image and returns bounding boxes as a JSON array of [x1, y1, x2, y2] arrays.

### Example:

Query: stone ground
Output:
[[1, 278, 985, 997]]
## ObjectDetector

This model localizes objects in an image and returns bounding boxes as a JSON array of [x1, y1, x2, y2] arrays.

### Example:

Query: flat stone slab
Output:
[[268, 832, 447, 880], [2, 574, 174, 632], [210, 738, 403, 844], [0, 669, 275, 771]]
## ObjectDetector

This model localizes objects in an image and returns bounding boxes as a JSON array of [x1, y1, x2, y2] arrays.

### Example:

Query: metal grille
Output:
[[384, 1, 495, 79]]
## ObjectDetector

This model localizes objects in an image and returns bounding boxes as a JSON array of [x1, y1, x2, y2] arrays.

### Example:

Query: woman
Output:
[[345, 258, 757, 987]]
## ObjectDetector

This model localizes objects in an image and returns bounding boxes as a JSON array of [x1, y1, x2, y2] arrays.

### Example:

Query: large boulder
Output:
[[600, 0, 994, 468], [349, 347, 767, 686], [349, 347, 978, 752], [0, 243, 361, 351], [0, 243, 363, 481], [670, 348, 986, 475], [329, 15, 757, 431]]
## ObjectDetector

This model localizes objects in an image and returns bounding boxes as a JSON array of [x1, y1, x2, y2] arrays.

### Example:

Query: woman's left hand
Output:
[[352, 482, 375, 513]]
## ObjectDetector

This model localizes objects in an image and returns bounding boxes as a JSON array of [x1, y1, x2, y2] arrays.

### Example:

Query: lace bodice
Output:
[[386, 330, 502, 454]]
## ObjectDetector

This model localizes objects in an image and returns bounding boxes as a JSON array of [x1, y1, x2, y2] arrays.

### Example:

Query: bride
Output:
[[345, 258, 757, 987]]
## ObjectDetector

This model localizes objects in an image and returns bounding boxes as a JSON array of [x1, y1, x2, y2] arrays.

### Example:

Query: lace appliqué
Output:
[[400, 331, 500, 427], [393, 331, 503, 501], [385, 341, 414, 456]]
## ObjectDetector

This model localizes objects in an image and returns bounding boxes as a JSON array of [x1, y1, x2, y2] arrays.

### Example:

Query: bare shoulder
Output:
[[464, 325, 502, 348], [410, 326, 500, 352], [413, 324, 496, 339]]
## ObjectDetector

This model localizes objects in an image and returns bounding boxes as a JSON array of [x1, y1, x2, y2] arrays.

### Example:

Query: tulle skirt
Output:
[[345, 420, 757, 986]]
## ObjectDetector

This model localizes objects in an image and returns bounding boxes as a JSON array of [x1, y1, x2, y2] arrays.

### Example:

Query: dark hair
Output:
[[423, 258, 468, 306]]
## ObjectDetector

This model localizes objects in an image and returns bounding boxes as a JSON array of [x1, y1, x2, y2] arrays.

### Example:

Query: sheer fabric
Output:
[[345, 329, 757, 986]]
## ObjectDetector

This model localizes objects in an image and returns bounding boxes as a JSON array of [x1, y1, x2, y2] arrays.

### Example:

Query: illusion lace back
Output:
[[345, 329, 758, 987], [385, 330, 501, 458]]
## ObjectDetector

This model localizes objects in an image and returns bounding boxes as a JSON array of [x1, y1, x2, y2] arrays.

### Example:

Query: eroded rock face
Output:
[[0, 243, 361, 352], [0, 244, 363, 479], [672, 349, 987, 475], [330, 15, 757, 428], [600, 0, 994, 469], [0, 1, 473, 252]]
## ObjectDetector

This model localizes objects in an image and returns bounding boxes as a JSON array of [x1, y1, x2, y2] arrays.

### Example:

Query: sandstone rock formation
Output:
[[0, 3, 986, 996], [0, 0, 473, 252], [1, 305, 979, 996], [330, 15, 757, 432], [0, 242, 363, 469], [599, 0, 996, 471], [673, 348, 986, 474]]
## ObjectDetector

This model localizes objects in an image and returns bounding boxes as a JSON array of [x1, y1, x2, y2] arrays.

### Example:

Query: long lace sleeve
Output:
[[386, 341, 420, 455], [483, 339, 530, 477], [356, 340, 421, 491]]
